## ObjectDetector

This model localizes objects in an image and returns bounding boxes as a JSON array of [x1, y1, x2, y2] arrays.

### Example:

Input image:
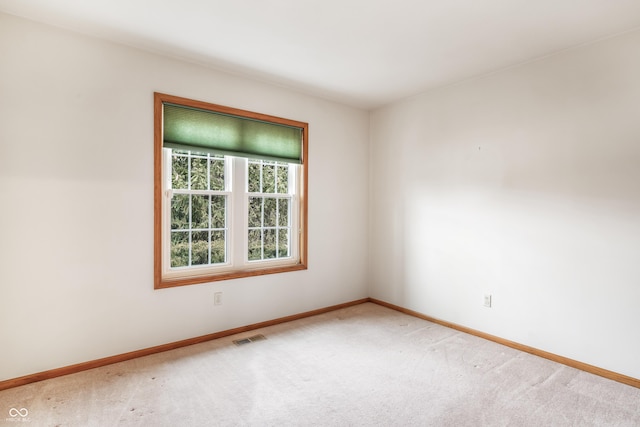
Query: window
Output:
[[247, 159, 296, 262], [154, 93, 308, 288]]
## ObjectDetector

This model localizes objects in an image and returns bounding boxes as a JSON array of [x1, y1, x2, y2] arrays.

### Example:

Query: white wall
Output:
[[370, 29, 640, 379], [0, 13, 370, 381]]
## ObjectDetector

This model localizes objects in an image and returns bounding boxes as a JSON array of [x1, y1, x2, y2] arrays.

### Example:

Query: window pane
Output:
[[264, 198, 277, 227], [248, 229, 262, 261], [277, 165, 288, 193], [264, 229, 276, 259], [210, 158, 225, 191], [248, 161, 261, 193], [190, 156, 208, 190], [263, 163, 275, 193], [211, 230, 226, 264], [170, 231, 189, 267], [192, 195, 209, 229], [278, 229, 289, 257], [278, 199, 289, 227], [191, 231, 209, 265], [211, 195, 226, 229], [171, 194, 189, 230], [248, 197, 262, 227], [171, 154, 188, 190]]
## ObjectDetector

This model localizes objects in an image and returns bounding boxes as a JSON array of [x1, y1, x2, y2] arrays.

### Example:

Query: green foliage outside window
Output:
[[168, 154, 293, 268], [170, 151, 227, 268], [247, 160, 291, 261]]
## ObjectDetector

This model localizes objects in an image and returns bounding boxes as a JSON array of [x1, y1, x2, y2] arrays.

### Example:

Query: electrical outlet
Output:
[[214, 292, 223, 306], [484, 294, 492, 308]]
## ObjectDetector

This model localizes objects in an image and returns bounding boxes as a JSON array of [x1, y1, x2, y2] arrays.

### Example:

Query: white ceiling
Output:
[[2, 0, 640, 109]]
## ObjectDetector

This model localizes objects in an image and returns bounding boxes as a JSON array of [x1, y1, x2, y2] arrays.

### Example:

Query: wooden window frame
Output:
[[154, 93, 308, 289]]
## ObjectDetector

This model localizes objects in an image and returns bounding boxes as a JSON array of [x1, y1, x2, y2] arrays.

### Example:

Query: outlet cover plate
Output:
[[484, 294, 492, 308]]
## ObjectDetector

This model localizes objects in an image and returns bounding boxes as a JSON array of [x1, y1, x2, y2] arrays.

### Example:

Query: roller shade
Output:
[[163, 103, 303, 164]]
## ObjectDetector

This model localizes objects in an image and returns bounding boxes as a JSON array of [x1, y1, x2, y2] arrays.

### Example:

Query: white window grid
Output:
[[161, 151, 300, 280], [247, 159, 296, 262]]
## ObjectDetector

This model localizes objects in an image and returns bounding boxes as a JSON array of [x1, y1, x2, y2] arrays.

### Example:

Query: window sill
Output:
[[154, 262, 308, 289]]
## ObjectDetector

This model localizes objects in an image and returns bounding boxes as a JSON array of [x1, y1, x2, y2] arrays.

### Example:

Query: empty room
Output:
[[1, 0, 639, 425]]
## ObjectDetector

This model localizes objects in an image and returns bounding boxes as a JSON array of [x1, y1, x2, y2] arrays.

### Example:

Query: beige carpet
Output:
[[2, 303, 639, 426]]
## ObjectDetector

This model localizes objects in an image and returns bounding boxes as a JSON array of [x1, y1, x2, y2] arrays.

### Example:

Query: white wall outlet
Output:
[[484, 294, 492, 308], [214, 292, 223, 306]]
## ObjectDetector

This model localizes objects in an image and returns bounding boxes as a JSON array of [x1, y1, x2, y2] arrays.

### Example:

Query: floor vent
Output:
[[233, 334, 267, 346]]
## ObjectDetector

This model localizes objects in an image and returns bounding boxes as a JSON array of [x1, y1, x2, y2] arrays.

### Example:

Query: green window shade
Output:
[[163, 103, 303, 164]]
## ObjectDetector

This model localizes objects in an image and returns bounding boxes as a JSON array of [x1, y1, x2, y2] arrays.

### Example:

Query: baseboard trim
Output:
[[370, 298, 640, 389], [3, 297, 637, 391], [0, 298, 369, 392]]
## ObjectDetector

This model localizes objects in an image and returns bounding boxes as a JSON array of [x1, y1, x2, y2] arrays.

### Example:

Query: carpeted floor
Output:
[[2, 302, 639, 426]]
